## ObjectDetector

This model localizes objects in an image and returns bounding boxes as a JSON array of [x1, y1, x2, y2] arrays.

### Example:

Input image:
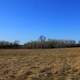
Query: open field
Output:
[[0, 48, 80, 80]]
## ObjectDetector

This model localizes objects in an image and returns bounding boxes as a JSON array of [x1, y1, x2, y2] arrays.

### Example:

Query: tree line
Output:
[[0, 36, 80, 49]]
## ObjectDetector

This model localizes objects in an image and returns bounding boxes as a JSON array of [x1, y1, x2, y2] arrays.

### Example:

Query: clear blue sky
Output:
[[0, 0, 80, 43]]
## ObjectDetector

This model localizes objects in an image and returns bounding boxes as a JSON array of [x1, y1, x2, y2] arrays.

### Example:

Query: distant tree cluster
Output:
[[0, 35, 80, 49], [0, 40, 21, 49], [24, 35, 80, 49]]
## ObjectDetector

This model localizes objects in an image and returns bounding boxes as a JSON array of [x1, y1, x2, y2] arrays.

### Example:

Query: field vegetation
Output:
[[0, 48, 80, 80]]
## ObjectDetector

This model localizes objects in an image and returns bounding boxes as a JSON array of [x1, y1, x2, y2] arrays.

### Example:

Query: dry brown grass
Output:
[[0, 48, 80, 80]]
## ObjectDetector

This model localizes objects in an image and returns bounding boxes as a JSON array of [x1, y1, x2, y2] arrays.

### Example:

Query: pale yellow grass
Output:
[[0, 48, 80, 80]]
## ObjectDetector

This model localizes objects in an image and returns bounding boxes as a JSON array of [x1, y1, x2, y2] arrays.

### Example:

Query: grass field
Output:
[[0, 48, 80, 80]]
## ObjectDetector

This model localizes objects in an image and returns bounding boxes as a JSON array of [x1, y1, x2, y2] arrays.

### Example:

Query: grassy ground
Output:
[[0, 48, 80, 80]]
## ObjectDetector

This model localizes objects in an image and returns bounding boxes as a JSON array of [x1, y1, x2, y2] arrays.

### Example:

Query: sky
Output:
[[0, 0, 80, 43]]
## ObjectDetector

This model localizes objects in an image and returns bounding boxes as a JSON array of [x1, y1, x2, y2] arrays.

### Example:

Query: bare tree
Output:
[[38, 35, 46, 42]]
